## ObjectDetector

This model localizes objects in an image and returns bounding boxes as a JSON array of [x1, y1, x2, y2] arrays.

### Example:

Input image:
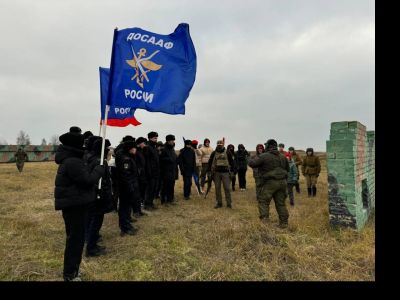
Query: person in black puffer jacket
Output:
[[235, 144, 250, 190], [85, 137, 114, 257], [178, 140, 196, 200], [54, 126, 104, 281], [226, 144, 237, 191], [160, 135, 178, 204]]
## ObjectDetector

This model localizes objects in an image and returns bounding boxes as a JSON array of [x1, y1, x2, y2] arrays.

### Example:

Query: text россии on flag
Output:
[[107, 23, 196, 115], [100, 67, 141, 127]]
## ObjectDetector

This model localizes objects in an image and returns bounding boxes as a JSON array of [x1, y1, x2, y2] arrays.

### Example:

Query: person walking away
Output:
[[15, 147, 28, 173], [178, 140, 196, 200], [226, 144, 237, 191], [160, 135, 178, 205], [235, 144, 250, 191], [288, 147, 302, 193], [252, 144, 265, 201], [302, 148, 321, 197], [54, 126, 105, 281], [286, 153, 298, 206], [208, 140, 234, 208], [248, 139, 290, 228]]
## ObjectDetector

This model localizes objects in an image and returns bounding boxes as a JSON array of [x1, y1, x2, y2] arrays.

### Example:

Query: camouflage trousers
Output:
[[214, 172, 232, 206], [305, 175, 318, 188], [254, 177, 263, 201], [258, 179, 289, 225], [16, 162, 25, 172]]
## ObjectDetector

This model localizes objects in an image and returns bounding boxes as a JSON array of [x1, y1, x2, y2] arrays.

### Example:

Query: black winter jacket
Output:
[[145, 141, 160, 178], [178, 147, 196, 176], [115, 150, 140, 197], [86, 152, 114, 214], [54, 145, 104, 210], [160, 143, 178, 180], [235, 149, 250, 170]]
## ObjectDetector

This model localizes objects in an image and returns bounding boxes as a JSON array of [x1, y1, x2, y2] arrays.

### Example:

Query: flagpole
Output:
[[98, 119, 102, 136], [98, 27, 118, 190], [98, 105, 110, 189]]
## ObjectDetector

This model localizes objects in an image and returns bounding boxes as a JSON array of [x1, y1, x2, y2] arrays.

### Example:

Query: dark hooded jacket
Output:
[[54, 144, 104, 210], [235, 144, 250, 170]]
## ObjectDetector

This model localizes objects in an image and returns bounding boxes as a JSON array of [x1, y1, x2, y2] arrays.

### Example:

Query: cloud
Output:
[[0, 0, 374, 150]]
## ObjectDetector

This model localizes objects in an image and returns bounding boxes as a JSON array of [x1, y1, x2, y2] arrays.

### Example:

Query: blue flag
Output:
[[100, 67, 141, 127], [108, 23, 196, 115]]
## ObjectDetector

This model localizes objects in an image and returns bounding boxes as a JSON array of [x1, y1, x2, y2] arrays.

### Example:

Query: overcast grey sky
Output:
[[0, 0, 374, 151]]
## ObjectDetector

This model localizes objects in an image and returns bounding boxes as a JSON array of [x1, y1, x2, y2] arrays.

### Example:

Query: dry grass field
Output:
[[0, 157, 375, 281]]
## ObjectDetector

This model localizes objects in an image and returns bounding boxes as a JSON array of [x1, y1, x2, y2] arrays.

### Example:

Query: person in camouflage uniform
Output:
[[302, 148, 321, 197], [15, 147, 28, 172], [248, 139, 290, 228], [251, 144, 265, 201]]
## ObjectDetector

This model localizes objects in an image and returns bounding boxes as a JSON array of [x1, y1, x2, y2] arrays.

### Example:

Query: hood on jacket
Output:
[[55, 144, 84, 164]]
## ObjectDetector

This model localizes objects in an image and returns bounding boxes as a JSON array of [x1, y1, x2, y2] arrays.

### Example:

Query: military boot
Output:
[[312, 186, 317, 197], [307, 188, 312, 197]]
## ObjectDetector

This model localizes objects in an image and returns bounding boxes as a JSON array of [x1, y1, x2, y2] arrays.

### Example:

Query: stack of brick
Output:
[[326, 121, 375, 230]]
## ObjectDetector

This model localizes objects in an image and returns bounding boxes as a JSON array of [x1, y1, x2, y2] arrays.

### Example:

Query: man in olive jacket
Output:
[[302, 148, 321, 197], [54, 126, 105, 281], [248, 139, 290, 228]]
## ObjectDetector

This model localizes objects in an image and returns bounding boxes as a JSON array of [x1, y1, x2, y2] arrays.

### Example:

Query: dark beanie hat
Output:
[[306, 148, 314, 153], [136, 137, 147, 145], [166, 134, 175, 141], [69, 126, 82, 134], [288, 146, 295, 151], [278, 143, 285, 148], [83, 131, 93, 139], [204, 138, 210, 144], [184, 139, 192, 146], [59, 127, 84, 149], [157, 141, 163, 146], [123, 140, 137, 152], [148, 131, 158, 139], [92, 138, 111, 155], [122, 135, 135, 143], [86, 135, 102, 151]]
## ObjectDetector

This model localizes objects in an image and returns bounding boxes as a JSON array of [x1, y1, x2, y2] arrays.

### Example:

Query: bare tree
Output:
[[41, 138, 47, 145], [16, 130, 31, 145], [49, 135, 60, 145]]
